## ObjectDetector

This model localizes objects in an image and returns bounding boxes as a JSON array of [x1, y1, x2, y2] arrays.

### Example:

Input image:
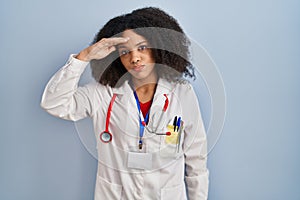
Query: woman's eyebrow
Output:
[[135, 41, 147, 46]]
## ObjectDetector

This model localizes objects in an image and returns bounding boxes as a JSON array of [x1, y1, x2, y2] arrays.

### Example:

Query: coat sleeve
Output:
[[183, 85, 209, 200], [40, 55, 99, 121]]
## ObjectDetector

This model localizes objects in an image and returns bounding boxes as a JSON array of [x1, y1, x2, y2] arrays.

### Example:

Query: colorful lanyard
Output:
[[133, 91, 150, 149], [100, 92, 170, 145]]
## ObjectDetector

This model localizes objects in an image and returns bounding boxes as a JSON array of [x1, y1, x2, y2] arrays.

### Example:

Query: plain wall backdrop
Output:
[[1, 0, 299, 199]]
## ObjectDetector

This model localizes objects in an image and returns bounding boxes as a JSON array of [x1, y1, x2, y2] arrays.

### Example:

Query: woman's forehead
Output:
[[119, 29, 148, 48]]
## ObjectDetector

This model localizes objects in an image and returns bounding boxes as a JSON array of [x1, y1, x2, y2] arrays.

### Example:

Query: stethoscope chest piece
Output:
[[100, 131, 112, 143]]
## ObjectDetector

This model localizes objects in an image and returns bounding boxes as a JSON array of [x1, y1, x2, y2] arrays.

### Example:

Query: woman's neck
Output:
[[132, 74, 158, 103], [134, 83, 157, 103]]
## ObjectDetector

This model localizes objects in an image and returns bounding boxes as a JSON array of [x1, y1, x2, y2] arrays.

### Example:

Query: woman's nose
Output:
[[130, 50, 141, 64]]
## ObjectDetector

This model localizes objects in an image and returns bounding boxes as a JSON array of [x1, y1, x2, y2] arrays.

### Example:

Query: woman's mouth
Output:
[[132, 65, 145, 72]]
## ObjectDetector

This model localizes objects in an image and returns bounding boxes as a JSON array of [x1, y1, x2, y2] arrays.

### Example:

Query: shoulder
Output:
[[174, 81, 194, 94], [82, 81, 109, 92], [80, 81, 113, 101], [173, 81, 199, 105]]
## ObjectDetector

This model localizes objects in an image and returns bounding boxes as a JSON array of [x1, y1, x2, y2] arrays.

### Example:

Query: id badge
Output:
[[127, 152, 153, 170], [127, 145, 152, 170]]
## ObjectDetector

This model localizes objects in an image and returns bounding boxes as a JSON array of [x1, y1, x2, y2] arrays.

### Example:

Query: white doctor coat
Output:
[[41, 55, 209, 200]]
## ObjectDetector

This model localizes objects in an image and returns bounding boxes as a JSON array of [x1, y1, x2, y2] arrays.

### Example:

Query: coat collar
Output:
[[111, 78, 175, 96]]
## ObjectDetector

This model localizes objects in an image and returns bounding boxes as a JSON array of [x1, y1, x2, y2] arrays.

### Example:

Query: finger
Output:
[[102, 37, 129, 46], [107, 46, 116, 54]]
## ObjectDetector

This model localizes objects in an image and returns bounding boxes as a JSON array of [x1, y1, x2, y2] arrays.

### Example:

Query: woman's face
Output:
[[117, 29, 156, 82]]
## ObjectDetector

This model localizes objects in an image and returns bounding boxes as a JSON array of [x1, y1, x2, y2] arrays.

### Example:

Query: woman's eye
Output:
[[119, 50, 129, 56], [138, 45, 148, 51]]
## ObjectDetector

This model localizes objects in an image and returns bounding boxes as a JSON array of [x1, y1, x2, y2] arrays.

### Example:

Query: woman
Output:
[[41, 7, 209, 200]]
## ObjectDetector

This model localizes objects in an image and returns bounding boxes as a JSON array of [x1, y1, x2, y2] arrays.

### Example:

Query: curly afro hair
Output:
[[90, 7, 195, 87]]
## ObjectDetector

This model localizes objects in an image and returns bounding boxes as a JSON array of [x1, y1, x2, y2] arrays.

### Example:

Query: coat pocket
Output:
[[94, 175, 123, 200], [159, 125, 184, 158], [161, 183, 187, 200]]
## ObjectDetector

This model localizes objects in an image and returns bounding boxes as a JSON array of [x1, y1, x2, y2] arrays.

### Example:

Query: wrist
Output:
[[75, 50, 90, 62]]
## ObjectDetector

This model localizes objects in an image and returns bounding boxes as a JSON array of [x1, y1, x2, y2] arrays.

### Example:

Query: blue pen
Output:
[[176, 117, 181, 132]]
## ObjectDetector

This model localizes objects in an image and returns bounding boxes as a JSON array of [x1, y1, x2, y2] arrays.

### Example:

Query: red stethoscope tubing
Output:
[[99, 94, 117, 143], [100, 93, 169, 143], [105, 94, 117, 133]]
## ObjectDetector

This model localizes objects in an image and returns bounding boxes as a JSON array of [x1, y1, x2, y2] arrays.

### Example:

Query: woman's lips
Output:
[[132, 65, 145, 72]]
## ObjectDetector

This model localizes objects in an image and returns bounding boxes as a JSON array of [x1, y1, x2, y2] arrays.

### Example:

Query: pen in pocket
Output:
[[173, 116, 177, 131], [177, 120, 184, 153]]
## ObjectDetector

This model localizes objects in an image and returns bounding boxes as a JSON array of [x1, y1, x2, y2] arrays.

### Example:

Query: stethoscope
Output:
[[100, 92, 171, 149]]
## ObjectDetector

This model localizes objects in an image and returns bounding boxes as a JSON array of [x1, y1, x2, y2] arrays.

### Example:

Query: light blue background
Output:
[[1, 0, 299, 199]]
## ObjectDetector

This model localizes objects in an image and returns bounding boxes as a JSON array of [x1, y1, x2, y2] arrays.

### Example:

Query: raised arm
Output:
[[40, 37, 129, 121]]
